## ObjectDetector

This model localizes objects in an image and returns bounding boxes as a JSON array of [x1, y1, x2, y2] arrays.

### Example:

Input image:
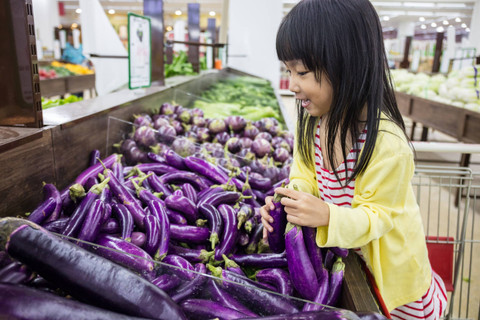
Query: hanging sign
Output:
[[128, 13, 151, 89]]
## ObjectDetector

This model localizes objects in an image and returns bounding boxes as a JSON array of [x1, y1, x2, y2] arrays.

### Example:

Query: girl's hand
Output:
[[274, 187, 330, 228], [260, 196, 275, 239]]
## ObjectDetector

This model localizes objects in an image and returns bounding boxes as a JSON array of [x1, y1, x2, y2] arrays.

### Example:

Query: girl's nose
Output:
[[288, 77, 299, 93]]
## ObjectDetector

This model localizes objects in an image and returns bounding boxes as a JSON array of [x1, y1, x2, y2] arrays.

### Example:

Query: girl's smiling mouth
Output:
[[301, 99, 311, 108]]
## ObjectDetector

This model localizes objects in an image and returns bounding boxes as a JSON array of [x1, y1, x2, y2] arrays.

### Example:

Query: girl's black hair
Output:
[[276, 0, 406, 185]]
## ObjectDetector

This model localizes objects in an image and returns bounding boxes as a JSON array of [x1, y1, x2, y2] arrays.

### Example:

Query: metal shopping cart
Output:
[[411, 142, 480, 320]]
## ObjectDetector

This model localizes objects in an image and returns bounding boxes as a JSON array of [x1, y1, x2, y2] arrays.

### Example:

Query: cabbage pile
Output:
[[391, 65, 480, 111]]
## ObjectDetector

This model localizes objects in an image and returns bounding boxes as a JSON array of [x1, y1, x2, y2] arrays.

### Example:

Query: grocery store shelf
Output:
[[40, 74, 96, 98]]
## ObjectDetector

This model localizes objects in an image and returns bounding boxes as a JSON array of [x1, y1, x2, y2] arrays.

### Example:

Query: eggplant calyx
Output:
[[89, 177, 111, 195], [206, 263, 222, 278], [222, 254, 240, 269]]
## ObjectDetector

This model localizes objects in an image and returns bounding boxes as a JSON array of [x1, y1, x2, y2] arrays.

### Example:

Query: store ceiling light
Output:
[[209, 11, 216, 16], [455, 17, 461, 22], [430, 22, 437, 27], [436, 26, 444, 32], [108, 9, 115, 14], [419, 16, 425, 22], [466, 27, 470, 32], [383, 16, 390, 21], [175, 10, 182, 16], [403, 2, 435, 8], [461, 23, 467, 28], [420, 24, 426, 29], [443, 20, 449, 25]]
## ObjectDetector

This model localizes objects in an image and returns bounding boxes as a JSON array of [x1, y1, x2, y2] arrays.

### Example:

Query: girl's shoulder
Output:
[[373, 116, 412, 157]]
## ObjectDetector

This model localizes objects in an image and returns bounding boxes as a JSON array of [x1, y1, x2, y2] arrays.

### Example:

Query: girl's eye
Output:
[[297, 71, 309, 76]]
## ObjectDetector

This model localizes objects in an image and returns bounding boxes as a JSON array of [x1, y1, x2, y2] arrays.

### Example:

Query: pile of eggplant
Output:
[[0, 103, 387, 319]]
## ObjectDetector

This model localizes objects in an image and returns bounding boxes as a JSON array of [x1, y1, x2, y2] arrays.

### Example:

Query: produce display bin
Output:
[[40, 74, 96, 98], [0, 69, 386, 317]]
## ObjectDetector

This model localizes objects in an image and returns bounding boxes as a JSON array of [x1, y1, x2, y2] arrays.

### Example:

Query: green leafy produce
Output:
[[41, 95, 83, 109], [193, 76, 284, 124], [165, 51, 207, 78]]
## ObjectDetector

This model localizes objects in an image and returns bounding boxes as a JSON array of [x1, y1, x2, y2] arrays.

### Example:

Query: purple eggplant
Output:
[[245, 223, 264, 254], [131, 231, 146, 247], [162, 254, 195, 280], [151, 273, 181, 292], [74, 154, 118, 186], [285, 223, 318, 301], [207, 266, 298, 316], [327, 257, 345, 306], [199, 191, 243, 208], [100, 218, 120, 234], [255, 268, 293, 296], [111, 203, 134, 242], [159, 171, 210, 191], [214, 204, 239, 261], [302, 267, 329, 312], [324, 249, 335, 270], [329, 246, 349, 258], [41, 183, 62, 224], [135, 162, 179, 176], [165, 207, 188, 225], [43, 217, 69, 233], [198, 203, 223, 250], [244, 216, 258, 234], [94, 234, 155, 279], [197, 186, 224, 203], [222, 254, 244, 276], [27, 197, 57, 225], [77, 199, 105, 246], [170, 263, 207, 303], [170, 224, 210, 243], [302, 227, 324, 281], [163, 149, 187, 170], [184, 156, 230, 185], [181, 183, 197, 204], [230, 252, 287, 268], [251, 138, 272, 158], [180, 298, 248, 320], [134, 125, 156, 148], [146, 173, 172, 198], [147, 200, 170, 261], [236, 203, 253, 229], [62, 178, 110, 238], [168, 243, 213, 264], [143, 214, 161, 258], [242, 122, 260, 139], [206, 279, 258, 317], [104, 169, 146, 229], [90, 149, 101, 166], [0, 261, 34, 284], [237, 231, 250, 247], [208, 118, 227, 134], [165, 193, 198, 223], [147, 151, 166, 164], [0, 283, 152, 320], [1, 219, 186, 319], [172, 137, 196, 158], [266, 186, 287, 253], [156, 124, 177, 144]]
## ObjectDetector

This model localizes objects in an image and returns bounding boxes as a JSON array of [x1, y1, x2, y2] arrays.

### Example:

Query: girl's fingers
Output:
[[280, 197, 298, 208], [274, 187, 300, 199]]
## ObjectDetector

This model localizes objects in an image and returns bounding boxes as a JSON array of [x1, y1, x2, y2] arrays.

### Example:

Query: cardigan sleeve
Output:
[[315, 149, 415, 248]]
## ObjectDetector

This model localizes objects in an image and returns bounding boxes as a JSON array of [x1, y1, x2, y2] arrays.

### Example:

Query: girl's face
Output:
[[284, 60, 333, 118]]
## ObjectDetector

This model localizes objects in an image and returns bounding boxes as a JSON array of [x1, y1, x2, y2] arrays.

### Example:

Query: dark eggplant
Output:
[[27, 197, 57, 225], [0, 261, 35, 284], [222, 254, 244, 276], [230, 252, 287, 268], [74, 153, 118, 186], [285, 223, 318, 301], [144, 214, 161, 258], [326, 257, 345, 306], [146, 173, 172, 198], [232, 309, 361, 320], [245, 223, 264, 254], [168, 243, 213, 264], [165, 193, 198, 223], [162, 254, 195, 280], [267, 186, 287, 253], [181, 183, 198, 204], [112, 203, 134, 242], [302, 267, 329, 312], [169, 224, 210, 243], [147, 152, 166, 164], [302, 227, 324, 281], [170, 263, 207, 303], [206, 279, 258, 317], [207, 266, 298, 316], [131, 231, 147, 247], [198, 203, 223, 250], [184, 156, 230, 185], [180, 298, 248, 320], [89, 149, 101, 166], [159, 171, 210, 191], [199, 191, 243, 208], [43, 217, 69, 233], [135, 162, 179, 176], [147, 200, 170, 261], [0, 283, 150, 320], [77, 199, 105, 246], [151, 273, 181, 292], [214, 204, 239, 261], [41, 183, 62, 224], [100, 218, 121, 234], [163, 149, 187, 170], [329, 246, 349, 258], [255, 268, 293, 296], [0, 218, 186, 320]]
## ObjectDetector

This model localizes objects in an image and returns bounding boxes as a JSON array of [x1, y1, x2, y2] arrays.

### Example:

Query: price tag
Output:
[[128, 13, 151, 89]]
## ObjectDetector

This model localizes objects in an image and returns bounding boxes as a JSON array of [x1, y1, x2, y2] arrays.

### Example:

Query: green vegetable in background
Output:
[[42, 95, 83, 109]]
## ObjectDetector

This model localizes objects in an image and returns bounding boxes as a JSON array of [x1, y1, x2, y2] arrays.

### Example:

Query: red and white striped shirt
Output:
[[314, 123, 447, 320]]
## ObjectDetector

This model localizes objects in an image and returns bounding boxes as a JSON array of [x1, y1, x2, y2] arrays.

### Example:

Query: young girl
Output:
[[260, 0, 447, 319]]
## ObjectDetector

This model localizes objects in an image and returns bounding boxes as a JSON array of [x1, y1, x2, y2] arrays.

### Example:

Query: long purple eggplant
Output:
[[151, 273, 181, 292], [184, 156, 230, 185], [207, 266, 298, 316], [255, 268, 293, 296], [206, 279, 258, 317], [94, 234, 156, 279], [214, 204, 239, 261], [27, 197, 57, 225], [135, 162, 179, 176], [76, 199, 105, 246], [104, 169, 146, 229], [329, 246, 349, 258], [0, 283, 150, 320], [74, 153, 118, 186], [222, 254, 244, 276], [147, 173, 172, 198], [147, 200, 170, 261], [170, 224, 209, 243], [198, 203, 223, 250], [162, 254, 195, 280], [100, 218, 120, 234], [181, 183, 198, 204], [41, 183, 62, 224], [159, 171, 209, 191], [165, 207, 188, 225], [168, 243, 213, 264], [165, 193, 198, 223], [230, 252, 287, 268], [1, 218, 186, 319], [144, 214, 161, 258], [112, 203, 134, 242], [302, 267, 329, 312], [239, 309, 362, 320], [326, 257, 345, 306], [180, 298, 248, 320], [245, 223, 264, 254], [197, 186, 224, 203], [199, 191, 243, 208], [170, 263, 207, 303], [0, 261, 34, 284], [285, 222, 318, 301], [303, 226, 324, 281], [62, 178, 110, 238], [268, 187, 287, 253], [236, 203, 253, 229], [131, 231, 146, 247], [163, 149, 187, 170], [43, 217, 69, 233]]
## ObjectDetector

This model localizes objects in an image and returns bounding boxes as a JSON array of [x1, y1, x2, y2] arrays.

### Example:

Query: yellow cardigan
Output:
[[289, 117, 431, 311]]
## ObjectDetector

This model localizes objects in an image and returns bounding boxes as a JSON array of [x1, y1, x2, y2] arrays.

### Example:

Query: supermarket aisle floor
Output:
[[280, 94, 479, 319]]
